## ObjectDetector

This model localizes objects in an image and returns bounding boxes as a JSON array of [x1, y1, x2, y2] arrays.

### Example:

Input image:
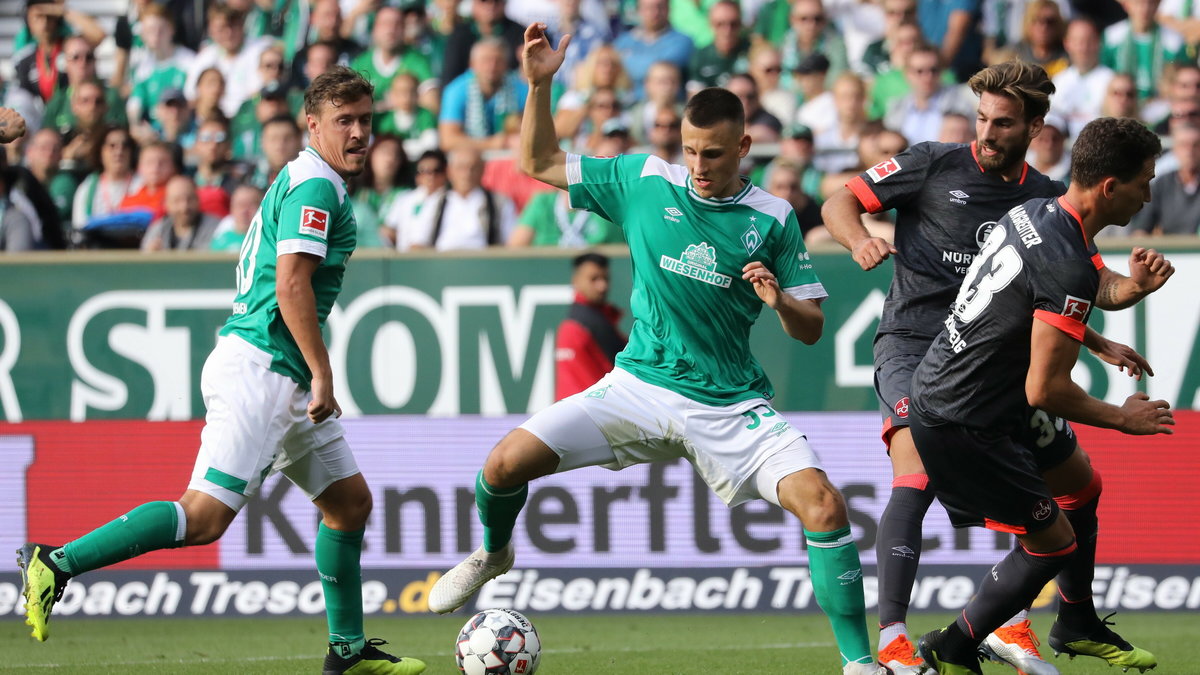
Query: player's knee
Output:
[[484, 430, 558, 488], [779, 470, 847, 530], [184, 511, 232, 546]]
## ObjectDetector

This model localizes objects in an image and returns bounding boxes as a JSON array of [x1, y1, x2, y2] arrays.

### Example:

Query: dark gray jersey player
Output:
[[913, 196, 1100, 435], [847, 141, 1064, 344]]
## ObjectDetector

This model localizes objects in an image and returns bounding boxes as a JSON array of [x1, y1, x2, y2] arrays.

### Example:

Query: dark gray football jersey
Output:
[[912, 196, 1103, 432], [848, 141, 1065, 341]]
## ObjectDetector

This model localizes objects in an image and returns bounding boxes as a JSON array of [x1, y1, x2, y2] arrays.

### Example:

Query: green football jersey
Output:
[[220, 146, 357, 388], [566, 153, 826, 405]]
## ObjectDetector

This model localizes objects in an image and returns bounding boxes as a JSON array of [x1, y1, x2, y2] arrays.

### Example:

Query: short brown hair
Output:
[[967, 61, 1055, 123], [304, 66, 374, 118]]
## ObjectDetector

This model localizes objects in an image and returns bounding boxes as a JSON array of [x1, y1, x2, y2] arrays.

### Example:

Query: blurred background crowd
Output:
[[2, 0, 1199, 254]]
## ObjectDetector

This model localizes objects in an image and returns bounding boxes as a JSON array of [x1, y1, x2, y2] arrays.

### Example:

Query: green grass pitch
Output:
[[5, 612, 1199, 673]]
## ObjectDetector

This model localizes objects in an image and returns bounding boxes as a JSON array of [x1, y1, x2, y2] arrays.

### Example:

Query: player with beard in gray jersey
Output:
[[823, 61, 1173, 675]]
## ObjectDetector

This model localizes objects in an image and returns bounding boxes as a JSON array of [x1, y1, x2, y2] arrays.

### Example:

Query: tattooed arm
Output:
[[1095, 247, 1174, 310]]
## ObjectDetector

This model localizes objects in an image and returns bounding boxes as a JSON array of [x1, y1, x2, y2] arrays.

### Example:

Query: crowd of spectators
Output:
[[2, 0, 1200, 253]]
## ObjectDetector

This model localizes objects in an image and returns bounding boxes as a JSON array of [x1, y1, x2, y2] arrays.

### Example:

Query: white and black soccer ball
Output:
[[454, 608, 541, 675]]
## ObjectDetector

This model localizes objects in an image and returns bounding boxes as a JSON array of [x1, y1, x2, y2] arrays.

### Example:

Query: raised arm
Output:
[[519, 23, 571, 190], [821, 186, 898, 271], [1095, 247, 1174, 310]]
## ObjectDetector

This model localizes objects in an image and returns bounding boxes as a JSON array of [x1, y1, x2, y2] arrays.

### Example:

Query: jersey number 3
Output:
[[953, 224, 1023, 323]]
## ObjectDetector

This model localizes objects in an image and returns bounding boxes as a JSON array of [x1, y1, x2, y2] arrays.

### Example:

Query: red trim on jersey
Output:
[[847, 175, 883, 213], [893, 474, 930, 490], [984, 518, 1028, 534], [1055, 470, 1102, 510], [1091, 252, 1105, 270], [970, 141, 984, 171], [1022, 540, 1079, 557], [969, 141, 1030, 183], [1034, 309, 1086, 342], [1056, 196, 1090, 241]]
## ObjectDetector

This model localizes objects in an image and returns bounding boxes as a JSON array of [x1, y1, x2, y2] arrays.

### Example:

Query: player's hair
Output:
[[1069, 117, 1162, 188], [140, 2, 173, 25], [304, 66, 374, 118], [967, 61, 1055, 123], [416, 148, 448, 170], [684, 87, 745, 129], [573, 252, 610, 270]]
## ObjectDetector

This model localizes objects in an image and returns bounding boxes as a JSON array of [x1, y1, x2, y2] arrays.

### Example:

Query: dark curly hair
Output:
[[1070, 117, 1162, 188]]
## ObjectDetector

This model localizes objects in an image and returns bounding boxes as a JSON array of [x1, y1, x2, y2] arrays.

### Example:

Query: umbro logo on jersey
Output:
[[663, 207, 684, 223], [949, 190, 970, 204], [299, 206, 330, 240], [867, 157, 902, 183]]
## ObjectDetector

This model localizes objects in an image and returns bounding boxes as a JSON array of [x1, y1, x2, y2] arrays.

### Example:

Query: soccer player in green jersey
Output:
[[17, 67, 426, 675], [429, 23, 882, 675]]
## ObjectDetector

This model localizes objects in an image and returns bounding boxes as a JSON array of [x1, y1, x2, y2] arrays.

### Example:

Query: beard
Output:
[[977, 142, 1023, 174]]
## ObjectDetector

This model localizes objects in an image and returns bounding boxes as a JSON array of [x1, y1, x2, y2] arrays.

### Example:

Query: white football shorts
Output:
[[188, 334, 359, 510], [520, 368, 822, 507]]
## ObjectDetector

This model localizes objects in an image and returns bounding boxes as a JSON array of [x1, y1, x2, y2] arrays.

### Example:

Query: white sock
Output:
[[1001, 608, 1030, 628], [879, 622, 908, 651]]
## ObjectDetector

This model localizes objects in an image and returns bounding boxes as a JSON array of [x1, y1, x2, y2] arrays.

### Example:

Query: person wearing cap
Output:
[[231, 83, 293, 162], [1028, 112, 1070, 182], [794, 52, 835, 135], [147, 86, 197, 150], [781, 0, 849, 87]]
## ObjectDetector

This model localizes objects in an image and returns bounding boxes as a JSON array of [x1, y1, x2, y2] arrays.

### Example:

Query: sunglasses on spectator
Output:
[[198, 131, 228, 143]]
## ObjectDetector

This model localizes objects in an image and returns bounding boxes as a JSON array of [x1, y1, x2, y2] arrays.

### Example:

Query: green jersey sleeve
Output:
[[277, 177, 340, 260], [769, 210, 827, 301], [565, 153, 651, 224]]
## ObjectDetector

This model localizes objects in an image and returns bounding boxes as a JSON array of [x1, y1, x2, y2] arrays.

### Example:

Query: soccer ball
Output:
[[454, 608, 541, 675]]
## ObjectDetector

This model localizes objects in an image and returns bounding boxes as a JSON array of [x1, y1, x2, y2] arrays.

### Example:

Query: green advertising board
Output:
[[0, 244, 1197, 421]]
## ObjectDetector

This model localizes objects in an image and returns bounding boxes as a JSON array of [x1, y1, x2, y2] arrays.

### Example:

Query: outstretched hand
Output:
[[522, 23, 571, 86], [1119, 392, 1174, 435], [1090, 336, 1153, 380]]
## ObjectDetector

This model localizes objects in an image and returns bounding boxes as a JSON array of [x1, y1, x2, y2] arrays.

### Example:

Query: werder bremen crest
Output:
[[659, 242, 733, 288]]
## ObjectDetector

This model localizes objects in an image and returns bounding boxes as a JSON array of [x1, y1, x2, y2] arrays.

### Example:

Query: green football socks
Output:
[[317, 522, 366, 657], [52, 501, 185, 575], [476, 470, 528, 553], [805, 526, 872, 666]]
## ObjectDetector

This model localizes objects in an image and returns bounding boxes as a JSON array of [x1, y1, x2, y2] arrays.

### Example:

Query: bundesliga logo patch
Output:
[[1061, 295, 1091, 321], [867, 157, 902, 183], [299, 206, 330, 240]]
